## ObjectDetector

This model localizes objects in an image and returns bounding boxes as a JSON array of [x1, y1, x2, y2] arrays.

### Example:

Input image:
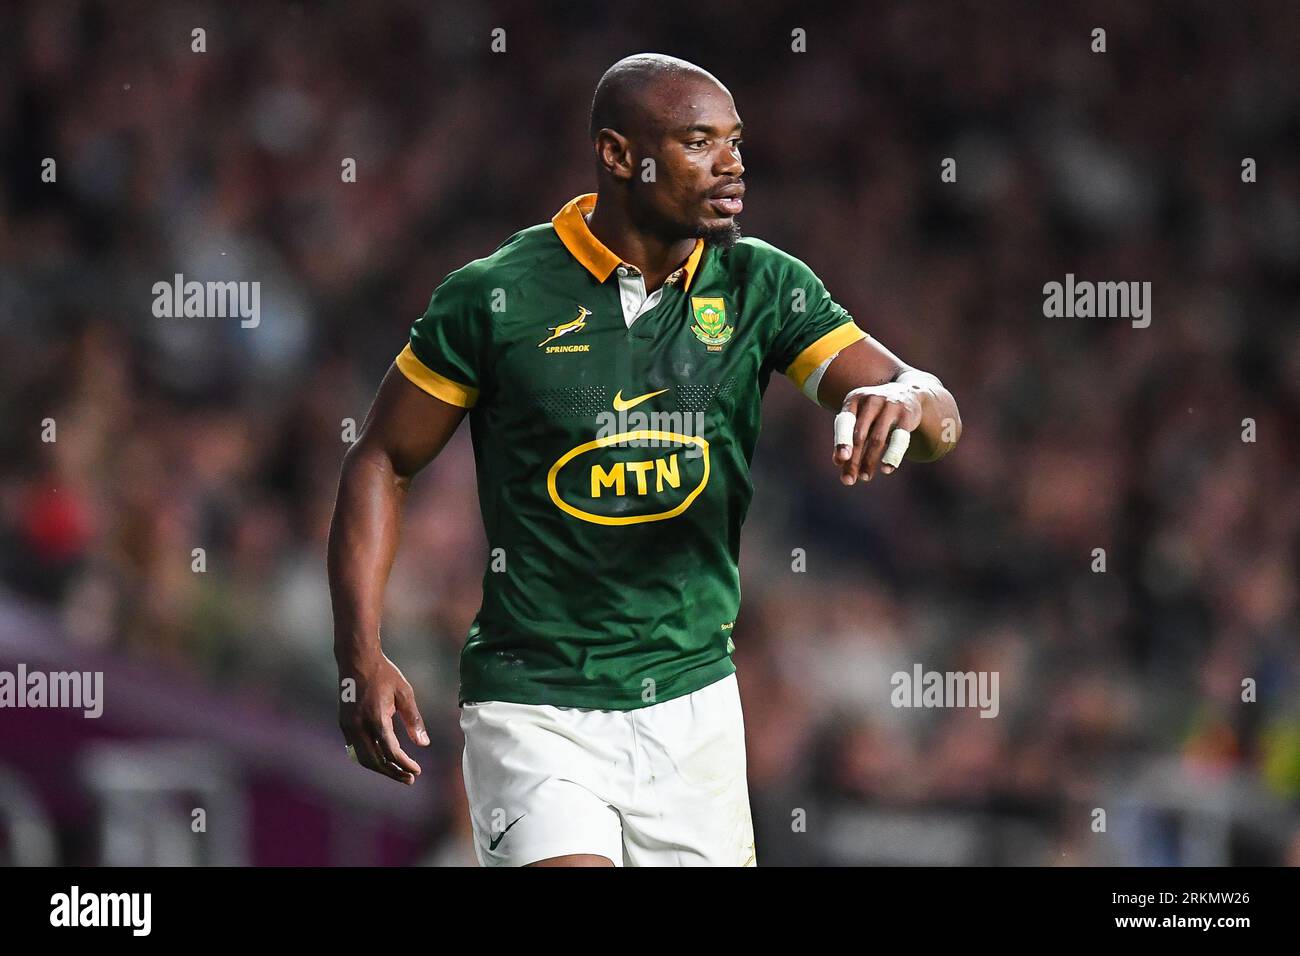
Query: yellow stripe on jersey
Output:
[[784, 322, 869, 390], [395, 343, 479, 408]]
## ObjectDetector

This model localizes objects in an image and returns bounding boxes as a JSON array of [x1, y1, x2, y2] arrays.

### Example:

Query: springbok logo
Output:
[[539, 306, 592, 348]]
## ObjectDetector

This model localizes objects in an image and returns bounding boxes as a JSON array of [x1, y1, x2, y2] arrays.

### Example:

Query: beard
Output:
[[625, 175, 743, 249], [695, 218, 742, 250]]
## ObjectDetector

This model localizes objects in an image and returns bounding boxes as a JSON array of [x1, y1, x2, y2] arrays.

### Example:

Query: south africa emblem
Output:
[[690, 296, 734, 351]]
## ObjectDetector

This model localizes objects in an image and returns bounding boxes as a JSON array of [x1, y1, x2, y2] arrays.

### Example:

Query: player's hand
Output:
[[338, 652, 430, 785], [832, 383, 923, 485]]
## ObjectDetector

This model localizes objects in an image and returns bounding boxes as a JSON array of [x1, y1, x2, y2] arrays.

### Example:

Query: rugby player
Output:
[[328, 53, 961, 867]]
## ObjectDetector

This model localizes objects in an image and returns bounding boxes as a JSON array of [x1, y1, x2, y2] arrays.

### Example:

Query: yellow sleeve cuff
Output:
[[395, 343, 479, 408], [784, 323, 869, 390]]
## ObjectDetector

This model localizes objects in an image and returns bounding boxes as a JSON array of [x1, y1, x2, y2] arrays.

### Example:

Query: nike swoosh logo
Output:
[[612, 388, 669, 411], [488, 814, 526, 851]]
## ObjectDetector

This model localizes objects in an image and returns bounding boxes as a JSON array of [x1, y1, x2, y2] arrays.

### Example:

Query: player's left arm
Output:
[[814, 334, 962, 485]]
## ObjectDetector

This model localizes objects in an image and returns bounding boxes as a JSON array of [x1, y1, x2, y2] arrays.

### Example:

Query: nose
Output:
[[716, 144, 744, 178]]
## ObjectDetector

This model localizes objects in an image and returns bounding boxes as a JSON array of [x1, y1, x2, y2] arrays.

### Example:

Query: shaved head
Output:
[[589, 54, 727, 141]]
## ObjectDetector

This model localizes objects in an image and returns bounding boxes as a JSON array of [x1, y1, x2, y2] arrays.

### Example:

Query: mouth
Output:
[[707, 184, 745, 217]]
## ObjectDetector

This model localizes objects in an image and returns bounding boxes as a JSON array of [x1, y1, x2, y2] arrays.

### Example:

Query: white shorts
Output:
[[459, 672, 756, 867]]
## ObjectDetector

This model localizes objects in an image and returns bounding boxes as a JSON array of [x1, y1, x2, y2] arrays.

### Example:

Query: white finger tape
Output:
[[834, 411, 856, 448], [882, 428, 911, 469]]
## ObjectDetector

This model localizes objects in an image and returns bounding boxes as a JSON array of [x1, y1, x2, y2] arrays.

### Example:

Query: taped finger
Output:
[[882, 428, 911, 470]]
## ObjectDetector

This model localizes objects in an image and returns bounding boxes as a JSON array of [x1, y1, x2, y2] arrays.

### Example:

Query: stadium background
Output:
[[1, 0, 1298, 866]]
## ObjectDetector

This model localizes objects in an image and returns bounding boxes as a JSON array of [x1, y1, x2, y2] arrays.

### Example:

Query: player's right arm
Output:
[[327, 365, 468, 784]]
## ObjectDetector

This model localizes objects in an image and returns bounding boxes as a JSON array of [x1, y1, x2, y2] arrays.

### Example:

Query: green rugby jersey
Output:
[[396, 193, 867, 709]]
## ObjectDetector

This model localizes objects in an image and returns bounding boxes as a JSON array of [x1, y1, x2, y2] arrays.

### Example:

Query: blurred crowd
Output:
[[2, 0, 1298, 865]]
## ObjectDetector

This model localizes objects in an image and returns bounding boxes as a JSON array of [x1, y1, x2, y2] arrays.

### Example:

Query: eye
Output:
[[730, 139, 744, 149], [687, 140, 709, 150]]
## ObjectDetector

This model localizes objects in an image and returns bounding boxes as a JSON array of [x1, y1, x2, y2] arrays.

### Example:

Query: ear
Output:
[[594, 129, 635, 182]]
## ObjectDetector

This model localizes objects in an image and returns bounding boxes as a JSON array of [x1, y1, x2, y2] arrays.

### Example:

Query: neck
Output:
[[586, 194, 697, 292]]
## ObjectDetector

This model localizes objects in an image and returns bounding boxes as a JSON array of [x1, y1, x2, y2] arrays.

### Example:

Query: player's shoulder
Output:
[[715, 236, 821, 284], [439, 223, 551, 283], [435, 223, 559, 294]]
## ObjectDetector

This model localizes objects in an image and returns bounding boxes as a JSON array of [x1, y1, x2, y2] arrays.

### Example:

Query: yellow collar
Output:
[[551, 193, 705, 292]]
